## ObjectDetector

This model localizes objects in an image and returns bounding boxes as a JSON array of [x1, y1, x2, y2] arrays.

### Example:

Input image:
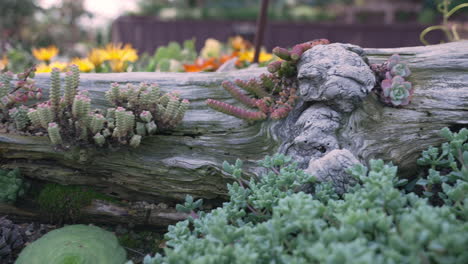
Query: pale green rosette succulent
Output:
[[15, 225, 127, 264], [381, 76, 413, 106]]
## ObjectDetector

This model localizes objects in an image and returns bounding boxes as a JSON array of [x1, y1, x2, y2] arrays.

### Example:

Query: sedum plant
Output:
[[416, 127, 467, 219], [371, 54, 414, 107], [137, 149, 468, 263], [206, 39, 329, 122], [15, 224, 127, 264], [0, 168, 28, 204], [0, 67, 42, 128], [20, 65, 189, 148]]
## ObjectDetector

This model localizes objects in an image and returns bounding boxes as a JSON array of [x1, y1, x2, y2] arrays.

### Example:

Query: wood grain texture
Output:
[[0, 68, 278, 204], [342, 41, 468, 177]]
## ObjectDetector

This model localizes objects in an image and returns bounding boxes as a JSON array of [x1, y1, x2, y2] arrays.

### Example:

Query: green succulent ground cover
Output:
[[13, 128, 467, 264], [0, 168, 28, 204], [139, 128, 468, 264]]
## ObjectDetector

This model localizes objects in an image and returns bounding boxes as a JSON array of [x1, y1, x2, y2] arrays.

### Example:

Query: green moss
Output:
[[37, 183, 116, 223]]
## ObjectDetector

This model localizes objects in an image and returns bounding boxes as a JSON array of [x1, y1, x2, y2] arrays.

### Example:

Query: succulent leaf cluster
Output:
[[416, 127, 467, 219], [372, 54, 414, 106], [0, 168, 29, 204], [206, 39, 329, 122], [2, 65, 189, 148], [16, 225, 127, 264], [0, 67, 42, 126], [136, 130, 468, 264]]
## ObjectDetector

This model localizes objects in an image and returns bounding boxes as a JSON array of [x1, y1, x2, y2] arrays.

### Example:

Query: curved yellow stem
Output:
[[446, 3, 468, 20], [419, 25, 452, 45]]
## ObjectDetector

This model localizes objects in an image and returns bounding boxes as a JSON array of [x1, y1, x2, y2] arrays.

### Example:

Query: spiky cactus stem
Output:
[[9, 106, 29, 130], [50, 68, 61, 116], [221, 81, 258, 108], [37, 103, 54, 129], [64, 71, 76, 107], [47, 122, 62, 145], [27, 109, 41, 128], [206, 99, 266, 121]]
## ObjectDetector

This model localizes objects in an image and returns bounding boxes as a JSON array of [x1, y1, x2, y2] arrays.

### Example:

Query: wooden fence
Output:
[[111, 16, 445, 54]]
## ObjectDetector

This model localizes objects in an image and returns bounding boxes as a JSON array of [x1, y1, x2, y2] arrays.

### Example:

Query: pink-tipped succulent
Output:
[[372, 53, 413, 107], [381, 76, 413, 106], [205, 40, 331, 122]]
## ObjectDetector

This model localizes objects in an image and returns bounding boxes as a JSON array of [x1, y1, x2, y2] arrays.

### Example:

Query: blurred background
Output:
[[1, 0, 467, 73]]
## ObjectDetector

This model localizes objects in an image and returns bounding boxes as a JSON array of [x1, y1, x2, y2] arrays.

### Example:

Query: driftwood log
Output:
[[1, 41, 467, 224]]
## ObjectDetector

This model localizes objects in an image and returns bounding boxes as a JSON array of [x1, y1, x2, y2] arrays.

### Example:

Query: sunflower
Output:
[[32, 45, 59, 63], [71, 58, 95, 72]]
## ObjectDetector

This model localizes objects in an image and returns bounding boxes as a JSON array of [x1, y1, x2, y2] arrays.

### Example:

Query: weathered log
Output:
[[0, 200, 186, 228], [1, 41, 467, 206], [0, 68, 277, 205], [279, 41, 468, 192]]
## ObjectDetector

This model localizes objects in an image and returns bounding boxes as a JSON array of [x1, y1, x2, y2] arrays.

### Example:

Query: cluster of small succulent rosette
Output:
[[0, 65, 189, 148], [372, 54, 413, 106], [206, 39, 330, 122]]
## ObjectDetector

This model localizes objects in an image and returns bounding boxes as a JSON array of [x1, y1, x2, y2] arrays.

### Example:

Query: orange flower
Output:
[[183, 58, 218, 72], [0, 55, 8, 70], [230, 36, 251, 51]]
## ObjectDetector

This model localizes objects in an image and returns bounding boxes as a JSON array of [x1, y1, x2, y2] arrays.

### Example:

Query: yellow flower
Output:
[[49, 61, 68, 71], [71, 58, 95, 72], [0, 55, 8, 71], [238, 50, 273, 63], [200, 38, 222, 59], [109, 60, 127, 73], [35, 63, 52, 73], [104, 43, 138, 63], [88, 48, 108, 67], [32, 45, 59, 62]]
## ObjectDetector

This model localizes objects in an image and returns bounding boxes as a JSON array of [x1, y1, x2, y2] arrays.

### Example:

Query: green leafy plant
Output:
[[420, 0, 468, 45], [0, 168, 29, 204], [206, 39, 329, 122], [143, 39, 197, 72], [15, 224, 127, 264], [138, 151, 468, 263]]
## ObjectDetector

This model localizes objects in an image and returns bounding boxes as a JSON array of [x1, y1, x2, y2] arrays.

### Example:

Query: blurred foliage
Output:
[[0, 0, 94, 64], [134, 0, 349, 22], [420, 0, 468, 45]]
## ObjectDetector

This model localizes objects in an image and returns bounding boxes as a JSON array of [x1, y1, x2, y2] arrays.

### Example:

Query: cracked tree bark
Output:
[[1, 41, 467, 222]]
